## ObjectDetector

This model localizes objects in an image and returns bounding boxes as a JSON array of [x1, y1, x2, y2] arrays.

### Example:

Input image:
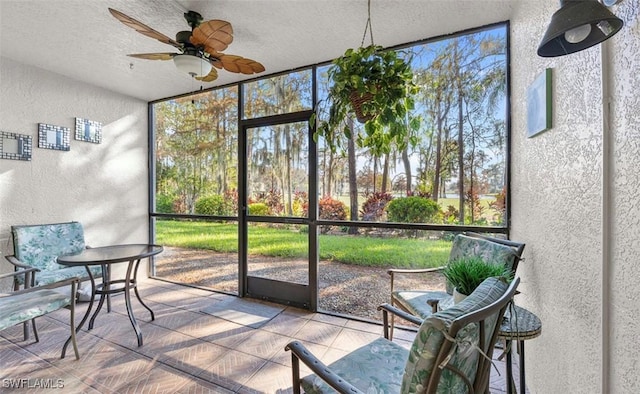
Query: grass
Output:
[[156, 219, 450, 269]]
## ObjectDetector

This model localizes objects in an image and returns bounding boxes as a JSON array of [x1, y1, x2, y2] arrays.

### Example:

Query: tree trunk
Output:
[[402, 146, 412, 195], [381, 152, 390, 193], [347, 118, 359, 234]]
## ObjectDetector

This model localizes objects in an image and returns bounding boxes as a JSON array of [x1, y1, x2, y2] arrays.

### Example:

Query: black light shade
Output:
[[538, 0, 624, 57]]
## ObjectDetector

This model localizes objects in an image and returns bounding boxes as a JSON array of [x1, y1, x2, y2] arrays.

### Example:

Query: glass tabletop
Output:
[[57, 244, 163, 266]]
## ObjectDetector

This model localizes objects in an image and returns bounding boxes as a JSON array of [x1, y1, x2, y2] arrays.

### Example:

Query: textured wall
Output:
[[0, 57, 149, 277], [510, 0, 639, 392], [609, 1, 640, 392]]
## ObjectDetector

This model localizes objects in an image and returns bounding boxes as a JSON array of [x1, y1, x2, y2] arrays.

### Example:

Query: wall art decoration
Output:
[[0, 131, 32, 161], [75, 117, 102, 144], [527, 68, 553, 138], [38, 123, 70, 151]]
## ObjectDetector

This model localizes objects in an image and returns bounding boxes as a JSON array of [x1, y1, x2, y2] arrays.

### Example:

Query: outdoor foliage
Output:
[[386, 196, 442, 224], [153, 24, 508, 227], [319, 196, 348, 220], [293, 191, 309, 217], [254, 190, 284, 216], [360, 192, 393, 221], [195, 195, 231, 216], [248, 203, 269, 216], [156, 194, 175, 214]]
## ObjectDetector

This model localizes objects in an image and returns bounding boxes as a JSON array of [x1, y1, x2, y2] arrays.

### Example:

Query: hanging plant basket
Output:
[[312, 0, 419, 152], [349, 90, 375, 123]]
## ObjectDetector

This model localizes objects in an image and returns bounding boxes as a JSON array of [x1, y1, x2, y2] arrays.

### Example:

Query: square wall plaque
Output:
[[0, 131, 32, 161], [38, 123, 70, 151], [75, 117, 102, 144]]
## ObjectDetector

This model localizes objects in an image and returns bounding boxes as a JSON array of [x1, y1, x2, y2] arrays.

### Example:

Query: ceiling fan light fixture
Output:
[[173, 54, 212, 77]]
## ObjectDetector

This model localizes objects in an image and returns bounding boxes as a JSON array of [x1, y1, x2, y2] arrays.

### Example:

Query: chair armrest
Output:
[[285, 341, 364, 394], [387, 266, 445, 275], [378, 303, 423, 326], [387, 266, 445, 296], [0, 267, 39, 281], [4, 255, 35, 271], [0, 276, 81, 297]]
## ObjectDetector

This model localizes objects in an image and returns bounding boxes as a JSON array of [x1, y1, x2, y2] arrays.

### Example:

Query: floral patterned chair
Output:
[[0, 268, 80, 359], [386, 232, 525, 339], [286, 276, 519, 394], [5, 222, 101, 288]]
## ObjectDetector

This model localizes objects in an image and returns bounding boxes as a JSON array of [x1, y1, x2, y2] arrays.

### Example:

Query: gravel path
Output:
[[154, 246, 445, 321]]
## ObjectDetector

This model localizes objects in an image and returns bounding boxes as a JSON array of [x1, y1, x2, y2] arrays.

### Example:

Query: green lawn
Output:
[[156, 220, 450, 269]]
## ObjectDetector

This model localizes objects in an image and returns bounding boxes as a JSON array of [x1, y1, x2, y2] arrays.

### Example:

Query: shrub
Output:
[[386, 196, 442, 224], [360, 192, 393, 221], [293, 191, 309, 217], [156, 194, 175, 213], [319, 196, 347, 221], [223, 189, 239, 215], [195, 195, 228, 216], [255, 190, 284, 215], [443, 205, 460, 224], [488, 187, 506, 225], [248, 202, 269, 216]]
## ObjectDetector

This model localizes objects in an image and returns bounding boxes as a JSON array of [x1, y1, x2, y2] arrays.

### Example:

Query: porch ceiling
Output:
[[0, 0, 518, 102]]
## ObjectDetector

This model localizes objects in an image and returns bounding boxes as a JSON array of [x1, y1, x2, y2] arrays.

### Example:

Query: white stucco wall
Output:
[[510, 0, 639, 392], [0, 57, 149, 276]]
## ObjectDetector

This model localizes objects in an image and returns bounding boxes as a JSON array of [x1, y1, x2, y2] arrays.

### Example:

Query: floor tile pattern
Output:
[[0, 279, 525, 393]]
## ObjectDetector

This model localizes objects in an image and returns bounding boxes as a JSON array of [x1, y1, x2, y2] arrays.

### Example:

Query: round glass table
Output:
[[57, 244, 163, 355]]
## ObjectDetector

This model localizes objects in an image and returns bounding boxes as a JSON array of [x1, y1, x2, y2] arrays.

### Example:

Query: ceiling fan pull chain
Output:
[[360, 0, 375, 47]]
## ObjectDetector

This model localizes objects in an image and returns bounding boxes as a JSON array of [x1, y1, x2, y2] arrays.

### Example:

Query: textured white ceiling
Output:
[[0, 0, 520, 102]]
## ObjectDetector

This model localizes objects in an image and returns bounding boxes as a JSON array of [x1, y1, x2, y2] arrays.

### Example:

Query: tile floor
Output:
[[0, 278, 523, 393]]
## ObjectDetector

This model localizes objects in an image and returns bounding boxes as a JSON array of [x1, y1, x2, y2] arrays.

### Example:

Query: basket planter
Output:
[[349, 90, 375, 123]]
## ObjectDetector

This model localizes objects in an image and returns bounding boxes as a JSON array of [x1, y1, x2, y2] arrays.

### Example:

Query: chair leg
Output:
[[32, 319, 39, 343], [22, 321, 30, 341], [389, 308, 395, 341], [291, 353, 301, 394], [64, 280, 80, 360]]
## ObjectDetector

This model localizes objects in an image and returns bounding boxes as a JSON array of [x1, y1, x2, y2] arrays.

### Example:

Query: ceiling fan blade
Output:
[[216, 54, 265, 75], [109, 8, 181, 49], [127, 53, 176, 61], [195, 67, 219, 83], [191, 20, 233, 53]]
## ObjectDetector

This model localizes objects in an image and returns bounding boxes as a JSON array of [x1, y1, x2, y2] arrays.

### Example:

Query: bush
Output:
[[156, 194, 175, 213], [195, 195, 229, 216], [387, 196, 442, 223], [254, 190, 284, 215], [360, 192, 393, 221], [319, 196, 347, 221], [248, 202, 269, 216], [293, 191, 309, 217]]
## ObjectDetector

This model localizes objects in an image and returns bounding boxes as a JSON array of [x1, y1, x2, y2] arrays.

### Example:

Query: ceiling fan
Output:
[[108, 8, 265, 82]]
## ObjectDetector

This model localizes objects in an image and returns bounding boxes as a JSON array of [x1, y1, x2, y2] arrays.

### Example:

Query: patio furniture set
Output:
[[1, 221, 540, 393]]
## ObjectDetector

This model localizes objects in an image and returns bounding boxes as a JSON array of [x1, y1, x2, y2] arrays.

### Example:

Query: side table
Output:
[[498, 304, 542, 394]]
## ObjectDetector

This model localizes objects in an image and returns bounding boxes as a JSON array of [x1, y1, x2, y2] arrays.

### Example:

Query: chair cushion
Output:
[[449, 234, 518, 272], [33, 265, 101, 286], [393, 290, 451, 319], [13, 222, 86, 272], [401, 277, 509, 394], [0, 290, 72, 331], [301, 337, 409, 393]]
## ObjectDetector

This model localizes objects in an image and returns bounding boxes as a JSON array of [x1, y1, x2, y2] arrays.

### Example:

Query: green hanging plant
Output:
[[312, 0, 418, 153]]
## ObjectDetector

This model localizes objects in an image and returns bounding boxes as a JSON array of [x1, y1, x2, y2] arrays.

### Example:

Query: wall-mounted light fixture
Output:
[[538, 0, 623, 57]]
